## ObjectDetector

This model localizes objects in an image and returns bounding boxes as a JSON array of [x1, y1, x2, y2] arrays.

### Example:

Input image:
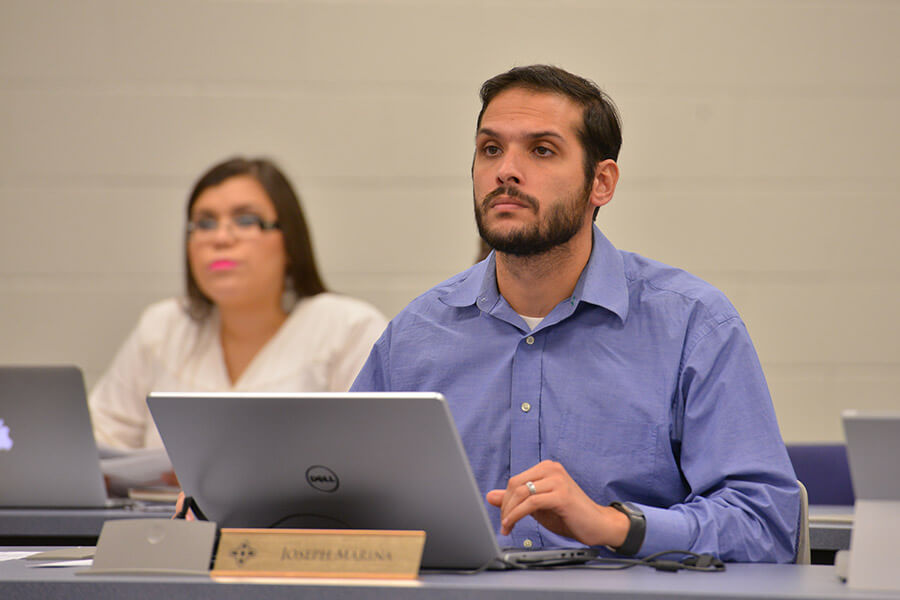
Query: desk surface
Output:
[[0, 550, 892, 600], [0, 505, 173, 545], [2, 505, 855, 551]]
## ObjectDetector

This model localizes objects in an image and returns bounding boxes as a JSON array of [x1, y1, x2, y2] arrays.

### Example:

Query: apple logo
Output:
[[0, 419, 13, 451]]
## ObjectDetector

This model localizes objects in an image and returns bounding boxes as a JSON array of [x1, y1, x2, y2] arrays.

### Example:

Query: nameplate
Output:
[[212, 528, 426, 579]]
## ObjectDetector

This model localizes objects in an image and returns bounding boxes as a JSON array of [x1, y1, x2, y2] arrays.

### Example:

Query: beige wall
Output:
[[1, 0, 898, 442]]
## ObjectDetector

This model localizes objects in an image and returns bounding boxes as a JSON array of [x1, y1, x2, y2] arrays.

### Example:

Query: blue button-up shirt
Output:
[[352, 226, 799, 562]]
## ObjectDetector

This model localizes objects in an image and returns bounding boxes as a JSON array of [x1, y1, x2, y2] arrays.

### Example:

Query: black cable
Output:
[[173, 496, 208, 521], [421, 550, 724, 575], [536, 550, 726, 573], [266, 513, 353, 529], [419, 561, 496, 575]]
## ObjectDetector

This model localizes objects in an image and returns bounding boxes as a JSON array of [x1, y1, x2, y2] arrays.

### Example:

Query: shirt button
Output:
[[521, 402, 531, 413], [525, 336, 535, 345], [523, 539, 533, 549]]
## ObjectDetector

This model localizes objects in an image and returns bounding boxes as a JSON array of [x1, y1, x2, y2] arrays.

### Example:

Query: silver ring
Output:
[[526, 481, 538, 496]]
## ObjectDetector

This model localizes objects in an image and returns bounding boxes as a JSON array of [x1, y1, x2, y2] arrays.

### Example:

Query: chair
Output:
[[786, 444, 855, 505], [795, 480, 810, 565]]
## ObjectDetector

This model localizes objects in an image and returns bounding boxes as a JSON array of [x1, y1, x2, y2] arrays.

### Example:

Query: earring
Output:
[[281, 274, 298, 312]]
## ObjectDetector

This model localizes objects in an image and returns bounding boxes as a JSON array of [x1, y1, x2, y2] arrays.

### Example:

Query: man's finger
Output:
[[500, 490, 561, 535], [486, 489, 505, 507]]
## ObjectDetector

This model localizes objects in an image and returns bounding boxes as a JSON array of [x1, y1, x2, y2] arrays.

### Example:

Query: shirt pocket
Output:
[[550, 409, 660, 503]]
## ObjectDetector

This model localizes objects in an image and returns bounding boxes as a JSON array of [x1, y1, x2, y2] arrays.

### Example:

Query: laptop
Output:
[[835, 410, 900, 589], [842, 410, 900, 502], [0, 365, 110, 507], [147, 391, 599, 570]]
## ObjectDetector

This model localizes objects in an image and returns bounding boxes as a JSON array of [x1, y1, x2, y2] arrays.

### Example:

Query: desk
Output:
[[3, 504, 854, 562], [0, 551, 892, 600], [0, 506, 173, 546]]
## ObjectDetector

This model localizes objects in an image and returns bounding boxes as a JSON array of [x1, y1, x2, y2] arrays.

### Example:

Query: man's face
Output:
[[473, 87, 593, 257]]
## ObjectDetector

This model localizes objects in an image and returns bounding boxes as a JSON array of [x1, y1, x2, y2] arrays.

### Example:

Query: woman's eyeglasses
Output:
[[186, 214, 279, 242]]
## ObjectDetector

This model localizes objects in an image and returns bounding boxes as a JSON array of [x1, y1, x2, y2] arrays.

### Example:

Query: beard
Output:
[[474, 181, 591, 257]]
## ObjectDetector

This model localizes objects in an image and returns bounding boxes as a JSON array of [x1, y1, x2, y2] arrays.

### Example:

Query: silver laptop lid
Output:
[[842, 410, 900, 502], [148, 392, 503, 569], [0, 365, 108, 507]]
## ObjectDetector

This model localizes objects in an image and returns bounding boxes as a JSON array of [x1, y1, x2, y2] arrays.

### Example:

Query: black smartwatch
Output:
[[608, 501, 646, 556]]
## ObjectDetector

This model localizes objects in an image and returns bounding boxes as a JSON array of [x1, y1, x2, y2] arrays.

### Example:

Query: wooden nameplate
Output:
[[212, 528, 426, 580]]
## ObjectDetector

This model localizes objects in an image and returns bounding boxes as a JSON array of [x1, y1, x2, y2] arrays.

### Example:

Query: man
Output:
[[351, 65, 799, 562]]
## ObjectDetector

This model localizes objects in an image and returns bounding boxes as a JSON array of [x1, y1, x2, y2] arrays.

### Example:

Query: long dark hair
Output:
[[184, 156, 326, 320]]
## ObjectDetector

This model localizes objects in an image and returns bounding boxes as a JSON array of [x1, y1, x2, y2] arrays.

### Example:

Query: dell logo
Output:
[[0, 419, 12, 451], [305, 465, 339, 492]]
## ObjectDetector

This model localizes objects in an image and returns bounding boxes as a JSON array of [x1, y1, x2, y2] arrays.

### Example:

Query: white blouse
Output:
[[88, 293, 387, 449]]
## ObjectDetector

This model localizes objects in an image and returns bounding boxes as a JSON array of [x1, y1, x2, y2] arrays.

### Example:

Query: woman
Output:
[[89, 157, 387, 450]]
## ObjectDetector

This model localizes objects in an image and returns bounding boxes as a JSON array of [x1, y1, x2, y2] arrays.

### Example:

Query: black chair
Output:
[[786, 444, 855, 505]]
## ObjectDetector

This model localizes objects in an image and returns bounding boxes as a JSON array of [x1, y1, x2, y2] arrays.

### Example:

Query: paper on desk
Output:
[[30, 559, 93, 568], [98, 445, 172, 491], [0, 551, 40, 562]]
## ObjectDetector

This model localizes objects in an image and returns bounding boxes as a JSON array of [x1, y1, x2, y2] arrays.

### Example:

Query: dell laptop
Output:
[[148, 391, 598, 570]]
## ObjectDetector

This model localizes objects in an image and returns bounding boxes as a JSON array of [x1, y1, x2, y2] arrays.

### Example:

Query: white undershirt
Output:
[[519, 314, 544, 330]]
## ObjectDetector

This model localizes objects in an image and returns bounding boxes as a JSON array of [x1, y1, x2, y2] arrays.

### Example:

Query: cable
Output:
[[173, 496, 209, 521], [535, 550, 726, 573], [421, 550, 724, 575]]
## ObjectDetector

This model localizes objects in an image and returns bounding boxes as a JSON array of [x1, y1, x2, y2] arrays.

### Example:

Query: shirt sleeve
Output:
[[635, 317, 800, 563], [87, 315, 156, 450], [349, 323, 393, 392]]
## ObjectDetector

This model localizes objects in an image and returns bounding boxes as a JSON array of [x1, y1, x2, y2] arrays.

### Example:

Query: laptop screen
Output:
[[0, 365, 108, 507], [842, 410, 900, 502], [148, 391, 503, 569]]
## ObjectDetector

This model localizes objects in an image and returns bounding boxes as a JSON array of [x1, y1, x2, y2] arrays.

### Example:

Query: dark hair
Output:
[[184, 156, 326, 320], [477, 65, 622, 219]]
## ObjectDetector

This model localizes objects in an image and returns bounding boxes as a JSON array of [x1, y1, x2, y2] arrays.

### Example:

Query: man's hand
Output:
[[485, 460, 630, 548]]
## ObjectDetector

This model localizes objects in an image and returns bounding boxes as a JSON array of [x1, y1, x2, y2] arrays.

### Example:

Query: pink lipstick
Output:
[[209, 260, 238, 271]]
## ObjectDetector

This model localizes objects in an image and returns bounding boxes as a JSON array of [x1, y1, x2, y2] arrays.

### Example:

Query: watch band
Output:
[[609, 501, 646, 556]]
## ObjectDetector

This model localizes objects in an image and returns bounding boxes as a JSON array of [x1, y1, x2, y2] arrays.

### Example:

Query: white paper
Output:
[[0, 551, 39, 562], [98, 445, 172, 492], [30, 559, 93, 568]]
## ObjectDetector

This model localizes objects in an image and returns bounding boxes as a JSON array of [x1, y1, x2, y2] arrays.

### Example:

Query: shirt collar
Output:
[[440, 225, 629, 322], [441, 252, 498, 310], [575, 225, 630, 322]]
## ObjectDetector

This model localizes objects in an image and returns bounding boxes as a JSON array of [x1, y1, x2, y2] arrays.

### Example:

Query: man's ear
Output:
[[589, 159, 619, 210]]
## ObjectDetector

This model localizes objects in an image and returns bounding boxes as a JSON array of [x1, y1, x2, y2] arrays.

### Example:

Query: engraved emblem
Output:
[[230, 541, 257, 566]]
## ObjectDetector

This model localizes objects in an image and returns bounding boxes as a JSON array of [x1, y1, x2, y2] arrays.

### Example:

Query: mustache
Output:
[[481, 186, 539, 211]]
